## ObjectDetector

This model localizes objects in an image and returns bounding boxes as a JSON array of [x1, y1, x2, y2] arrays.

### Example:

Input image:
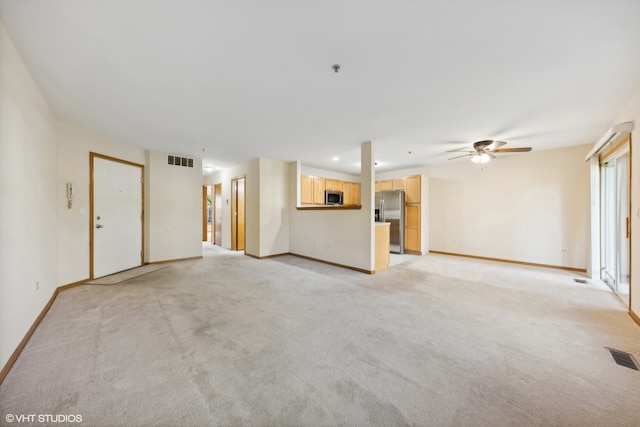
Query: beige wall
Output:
[[289, 142, 375, 271], [145, 150, 202, 262], [0, 23, 59, 370], [301, 165, 360, 183], [0, 23, 204, 372], [57, 122, 146, 284], [258, 158, 290, 257], [614, 87, 640, 318], [428, 144, 591, 269]]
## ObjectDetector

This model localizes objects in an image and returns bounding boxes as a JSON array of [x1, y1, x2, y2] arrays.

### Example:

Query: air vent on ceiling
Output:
[[167, 155, 194, 168]]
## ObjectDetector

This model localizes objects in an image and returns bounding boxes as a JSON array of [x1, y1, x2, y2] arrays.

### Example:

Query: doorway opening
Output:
[[202, 185, 212, 242], [231, 176, 245, 251], [213, 183, 222, 246]]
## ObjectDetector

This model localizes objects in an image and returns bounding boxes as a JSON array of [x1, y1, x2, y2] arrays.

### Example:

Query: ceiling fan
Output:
[[447, 140, 532, 164]]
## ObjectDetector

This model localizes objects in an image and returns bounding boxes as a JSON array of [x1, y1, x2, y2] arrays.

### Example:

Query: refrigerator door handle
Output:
[[380, 199, 384, 222]]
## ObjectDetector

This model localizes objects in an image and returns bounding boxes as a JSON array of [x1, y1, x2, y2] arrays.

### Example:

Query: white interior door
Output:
[[93, 156, 143, 278]]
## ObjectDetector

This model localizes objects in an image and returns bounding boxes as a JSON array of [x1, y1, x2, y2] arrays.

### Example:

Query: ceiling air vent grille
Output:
[[167, 155, 194, 168]]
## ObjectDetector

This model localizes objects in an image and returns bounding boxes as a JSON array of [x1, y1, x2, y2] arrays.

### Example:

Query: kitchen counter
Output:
[[296, 204, 362, 210]]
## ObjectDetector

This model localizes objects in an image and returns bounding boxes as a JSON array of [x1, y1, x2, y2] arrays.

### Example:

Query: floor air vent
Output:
[[606, 347, 639, 370], [573, 278, 587, 284]]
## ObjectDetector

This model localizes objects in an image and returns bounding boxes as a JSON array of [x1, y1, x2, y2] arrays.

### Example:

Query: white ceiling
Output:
[[2, 1, 640, 175]]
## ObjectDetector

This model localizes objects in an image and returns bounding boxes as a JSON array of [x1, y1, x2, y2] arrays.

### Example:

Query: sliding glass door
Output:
[[600, 149, 630, 301]]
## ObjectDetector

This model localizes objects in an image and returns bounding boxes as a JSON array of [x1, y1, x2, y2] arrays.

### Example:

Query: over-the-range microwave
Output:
[[324, 190, 343, 205]]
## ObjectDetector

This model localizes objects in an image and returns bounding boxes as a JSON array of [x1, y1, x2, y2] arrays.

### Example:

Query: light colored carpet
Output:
[[1, 245, 640, 426], [85, 264, 168, 285]]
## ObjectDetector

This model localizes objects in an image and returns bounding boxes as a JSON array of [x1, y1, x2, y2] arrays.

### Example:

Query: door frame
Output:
[[231, 176, 246, 251], [598, 135, 632, 304], [202, 185, 208, 241], [89, 152, 145, 279], [213, 183, 222, 246]]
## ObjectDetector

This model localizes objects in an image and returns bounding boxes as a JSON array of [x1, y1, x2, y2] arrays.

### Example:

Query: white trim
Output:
[[584, 121, 634, 161]]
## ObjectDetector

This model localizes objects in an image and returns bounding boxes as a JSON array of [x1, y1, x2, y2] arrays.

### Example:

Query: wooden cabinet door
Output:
[[375, 181, 382, 192], [404, 203, 420, 252], [300, 174, 313, 204], [393, 179, 405, 190], [333, 180, 343, 192], [313, 177, 325, 204], [342, 181, 352, 205], [405, 175, 421, 203], [325, 179, 335, 191], [354, 182, 361, 205], [381, 180, 393, 191]]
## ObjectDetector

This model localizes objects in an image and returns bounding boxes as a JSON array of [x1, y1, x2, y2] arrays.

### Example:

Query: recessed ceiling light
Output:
[[332, 156, 339, 161]]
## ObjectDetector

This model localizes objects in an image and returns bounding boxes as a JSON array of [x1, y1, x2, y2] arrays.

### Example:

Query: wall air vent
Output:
[[167, 155, 194, 168]]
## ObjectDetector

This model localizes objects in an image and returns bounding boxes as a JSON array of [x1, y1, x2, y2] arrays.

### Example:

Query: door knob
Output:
[[96, 224, 103, 229]]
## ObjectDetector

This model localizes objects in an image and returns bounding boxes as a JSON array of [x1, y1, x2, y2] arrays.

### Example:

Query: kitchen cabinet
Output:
[[342, 181, 361, 205], [325, 179, 338, 191], [375, 179, 404, 192], [393, 179, 404, 190], [300, 174, 313, 204], [380, 180, 393, 191], [313, 177, 325, 204], [342, 182, 352, 205], [404, 204, 420, 253], [403, 174, 427, 254], [353, 182, 361, 205], [404, 175, 421, 203], [300, 174, 361, 206]]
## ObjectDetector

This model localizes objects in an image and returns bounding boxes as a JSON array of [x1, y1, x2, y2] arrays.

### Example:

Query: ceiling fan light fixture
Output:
[[470, 152, 492, 164]]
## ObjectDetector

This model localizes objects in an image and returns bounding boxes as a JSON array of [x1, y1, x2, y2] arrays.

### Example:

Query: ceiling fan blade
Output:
[[493, 147, 532, 153], [446, 148, 473, 153], [485, 140, 507, 151], [448, 153, 473, 160]]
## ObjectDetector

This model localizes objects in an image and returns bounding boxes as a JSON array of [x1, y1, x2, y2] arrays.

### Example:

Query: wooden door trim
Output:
[[202, 185, 207, 241], [628, 134, 633, 314], [89, 152, 145, 279], [231, 175, 246, 251], [214, 183, 222, 245]]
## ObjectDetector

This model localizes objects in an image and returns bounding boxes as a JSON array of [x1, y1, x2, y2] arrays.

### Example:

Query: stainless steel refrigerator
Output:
[[375, 190, 404, 254]]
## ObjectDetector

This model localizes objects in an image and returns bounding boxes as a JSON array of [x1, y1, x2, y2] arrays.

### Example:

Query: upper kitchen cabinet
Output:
[[342, 181, 361, 206], [326, 179, 343, 192], [404, 174, 421, 203], [299, 173, 361, 206], [313, 177, 326, 204], [375, 179, 405, 192], [301, 174, 313, 204]]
